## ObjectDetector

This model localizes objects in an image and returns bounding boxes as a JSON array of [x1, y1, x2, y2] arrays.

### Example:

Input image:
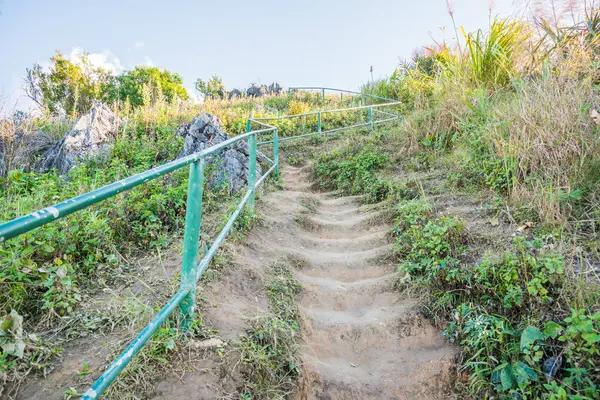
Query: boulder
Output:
[[246, 84, 268, 98], [176, 113, 262, 193], [0, 130, 5, 177], [0, 119, 11, 176], [268, 82, 283, 95], [0, 116, 55, 176], [228, 88, 243, 100], [36, 103, 119, 174], [11, 130, 55, 172]]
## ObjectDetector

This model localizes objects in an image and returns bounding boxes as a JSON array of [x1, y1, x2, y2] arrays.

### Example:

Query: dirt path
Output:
[[277, 165, 455, 399], [151, 163, 455, 399], [16, 162, 455, 399]]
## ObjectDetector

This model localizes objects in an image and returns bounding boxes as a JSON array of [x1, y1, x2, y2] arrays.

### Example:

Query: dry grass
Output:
[[298, 193, 320, 214], [488, 77, 597, 223]]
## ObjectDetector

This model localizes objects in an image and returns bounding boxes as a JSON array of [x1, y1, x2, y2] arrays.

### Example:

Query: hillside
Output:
[[2, 4, 600, 400]]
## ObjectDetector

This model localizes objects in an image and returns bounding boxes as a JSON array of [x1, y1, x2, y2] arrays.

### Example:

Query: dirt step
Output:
[[298, 265, 395, 282], [284, 164, 455, 400], [298, 215, 386, 233], [296, 250, 392, 271], [295, 271, 397, 291], [296, 229, 389, 252], [301, 287, 401, 310]]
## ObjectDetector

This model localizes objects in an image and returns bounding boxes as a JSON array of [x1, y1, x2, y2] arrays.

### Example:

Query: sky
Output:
[[0, 0, 517, 112]]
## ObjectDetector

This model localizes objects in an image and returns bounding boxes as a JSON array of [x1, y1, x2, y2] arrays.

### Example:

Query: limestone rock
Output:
[[176, 113, 262, 193], [36, 103, 119, 174], [12, 130, 55, 171], [246, 84, 268, 98], [228, 88, 243, 100]]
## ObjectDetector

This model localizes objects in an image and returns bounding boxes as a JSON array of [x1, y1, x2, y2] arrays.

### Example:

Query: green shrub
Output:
[[315, 147, 388, 201], [390, 198, 599, 398], [393, 200, 466, 288], [472, 237, 564, 314]]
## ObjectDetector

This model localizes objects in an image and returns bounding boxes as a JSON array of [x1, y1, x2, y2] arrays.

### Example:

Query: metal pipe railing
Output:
[[288, 86, 398, 103]]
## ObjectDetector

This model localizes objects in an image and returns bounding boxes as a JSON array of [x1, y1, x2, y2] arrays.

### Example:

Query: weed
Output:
[[236, 259, 302, 399], [104, 317, 208, 399], [314, 147, 388, 202]]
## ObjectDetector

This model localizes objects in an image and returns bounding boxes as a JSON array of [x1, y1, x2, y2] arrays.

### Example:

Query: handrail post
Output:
[[273, 129, 279, 179], [317, 111, 322, 134], [322, 88, 325, 102], [179, 158, 205, 331], [369, 106, 373, 130], [248, 133, 257, 210]]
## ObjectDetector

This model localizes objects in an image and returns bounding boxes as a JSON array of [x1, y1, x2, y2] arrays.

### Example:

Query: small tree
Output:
[[108, 66, 189, 107], [24, 51, 113, 116], [194, 75, 225, 99]]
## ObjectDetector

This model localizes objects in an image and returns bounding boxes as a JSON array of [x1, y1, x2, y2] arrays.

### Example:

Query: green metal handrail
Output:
[[288, 86, 398, 104], [0, 87, 400, 399], [252, 101, 401, 145]]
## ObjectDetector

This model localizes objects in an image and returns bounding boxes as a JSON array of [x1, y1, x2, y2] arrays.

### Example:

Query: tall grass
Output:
[[459, 18, 532, 88], [363, 6, 600, 397], [370, 12, 600, 225]]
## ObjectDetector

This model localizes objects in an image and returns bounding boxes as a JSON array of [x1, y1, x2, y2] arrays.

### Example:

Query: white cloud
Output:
[[68, 47, 123, 75], [134, 41, 145, 49]]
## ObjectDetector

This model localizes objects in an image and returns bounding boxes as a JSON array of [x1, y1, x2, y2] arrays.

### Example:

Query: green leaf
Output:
[[513, 361, 537, 384], [3, 340, 25, 358], [0, 315, 13, 332], [164, 338, 176, 350], [543, 321, 563, 339], [500, 364, 517, 390], [521, 326, 545, 351], [581, 332, 600, 345]]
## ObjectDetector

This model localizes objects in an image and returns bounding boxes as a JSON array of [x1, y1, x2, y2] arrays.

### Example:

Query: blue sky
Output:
[[0, 0, 516, 111]]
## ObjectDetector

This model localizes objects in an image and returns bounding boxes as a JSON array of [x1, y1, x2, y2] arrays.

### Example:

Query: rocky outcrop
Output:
[[246, 84, 268, 98], [223, 83, 283, 99], [0, 132, 6, 177], [268, 82, 283, 95], [0, 117, 55, 176], [12, 130, 55, 172], [36, 103, 119, 174], [228, 89, 243, 100], [176, 113, 261, 193]]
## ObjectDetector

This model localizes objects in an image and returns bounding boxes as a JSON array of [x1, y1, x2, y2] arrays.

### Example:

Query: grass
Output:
[[235, 258, 302, 399], [102, 318, 210, 399]]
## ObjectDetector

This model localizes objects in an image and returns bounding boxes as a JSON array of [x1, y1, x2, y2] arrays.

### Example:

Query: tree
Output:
[[24, 51, 113, 116], [108, 67, 189, 107], [195, 75, 225, 99], [24, 51, 190, 114]]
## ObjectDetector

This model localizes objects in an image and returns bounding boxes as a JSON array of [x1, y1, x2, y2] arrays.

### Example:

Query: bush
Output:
[[315, 147, 388, 201], [391, 200, 598, 398]]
